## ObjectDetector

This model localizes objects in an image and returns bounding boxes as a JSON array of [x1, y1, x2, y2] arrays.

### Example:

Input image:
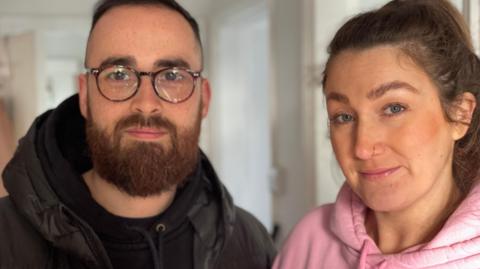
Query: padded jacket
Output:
[[0, 95, 276, 269]]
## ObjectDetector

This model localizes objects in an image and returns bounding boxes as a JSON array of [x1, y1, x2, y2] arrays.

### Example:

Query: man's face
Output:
[[78, 5, 210, 196]]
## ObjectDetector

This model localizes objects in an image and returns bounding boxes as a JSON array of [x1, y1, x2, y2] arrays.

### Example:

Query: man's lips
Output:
[[124, 127, 168, 140], [358, 166, 401, 180]]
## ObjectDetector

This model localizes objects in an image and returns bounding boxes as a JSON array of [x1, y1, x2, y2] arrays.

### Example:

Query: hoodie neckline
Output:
[[332, 182, 480, 268]]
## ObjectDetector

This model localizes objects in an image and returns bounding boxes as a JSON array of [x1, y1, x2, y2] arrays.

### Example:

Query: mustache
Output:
[[114, 113, 176, 133]]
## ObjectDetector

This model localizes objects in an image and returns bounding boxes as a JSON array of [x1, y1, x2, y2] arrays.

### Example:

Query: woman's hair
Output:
[[323, 0, 480, 192]]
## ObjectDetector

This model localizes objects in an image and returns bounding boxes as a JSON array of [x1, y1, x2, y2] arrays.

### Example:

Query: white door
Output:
[[208, 1, 273, 230]]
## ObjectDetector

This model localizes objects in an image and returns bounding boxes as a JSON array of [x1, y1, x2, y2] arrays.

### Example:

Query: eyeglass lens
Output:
[[97, 66, 196, 103]]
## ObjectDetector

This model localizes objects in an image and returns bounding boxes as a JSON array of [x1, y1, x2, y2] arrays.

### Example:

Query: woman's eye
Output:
[[384, 103, 406, 116], [330, 113, 355, 124]]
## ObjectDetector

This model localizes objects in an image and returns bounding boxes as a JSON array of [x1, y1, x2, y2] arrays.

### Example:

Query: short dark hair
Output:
[[324, 0, 480, 192], [90, 0, 202, 48]]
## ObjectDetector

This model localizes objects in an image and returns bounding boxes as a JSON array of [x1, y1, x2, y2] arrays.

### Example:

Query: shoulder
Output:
[[218, 206, 276, 269], [280, 204, 335, 250], [272, 204, 339, 269], [0, 197, 51, 267], [233, 206, 274, 243], [292, 204, 334, 234]]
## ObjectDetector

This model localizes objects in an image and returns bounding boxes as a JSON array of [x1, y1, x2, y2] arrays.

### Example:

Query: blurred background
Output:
[[0, 0, 471, 245]]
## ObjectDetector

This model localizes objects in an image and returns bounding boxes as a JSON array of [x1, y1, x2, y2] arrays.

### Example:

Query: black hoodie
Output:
[[0, 95, 276, 269]]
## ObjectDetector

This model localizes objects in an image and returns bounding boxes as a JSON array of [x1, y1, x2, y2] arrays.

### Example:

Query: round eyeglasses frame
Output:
[[86, 65, 202, 104]]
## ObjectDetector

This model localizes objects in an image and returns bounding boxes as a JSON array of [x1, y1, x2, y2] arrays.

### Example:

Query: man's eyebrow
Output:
[[367, 80, 419, 99], [99, 56, 136, 68], [97, 57, 193, 70], [154, 58, 191, 69], [326, 92, 350, 104]]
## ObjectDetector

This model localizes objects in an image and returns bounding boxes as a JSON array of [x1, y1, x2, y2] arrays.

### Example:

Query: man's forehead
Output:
[[85, 4, 202, 68], [93, 4, 185, 29]]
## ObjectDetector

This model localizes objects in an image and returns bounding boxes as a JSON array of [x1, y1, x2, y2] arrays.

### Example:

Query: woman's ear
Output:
[[451, 92, 477, 140]]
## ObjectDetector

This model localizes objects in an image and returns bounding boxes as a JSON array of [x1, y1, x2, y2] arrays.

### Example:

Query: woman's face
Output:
[[324, 46, 464, 213]]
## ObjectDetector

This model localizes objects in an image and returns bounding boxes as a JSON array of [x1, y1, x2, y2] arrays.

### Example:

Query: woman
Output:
[[274, 0, 480, 268]]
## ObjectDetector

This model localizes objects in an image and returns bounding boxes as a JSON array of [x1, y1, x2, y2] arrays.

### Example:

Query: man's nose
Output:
[[130, 75, 163, 115]]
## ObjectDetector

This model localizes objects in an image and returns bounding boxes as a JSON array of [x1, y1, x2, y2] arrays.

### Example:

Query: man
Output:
[[0, 0, 276, 268]]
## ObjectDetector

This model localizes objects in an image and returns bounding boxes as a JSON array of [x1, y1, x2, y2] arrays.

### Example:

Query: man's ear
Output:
[[77, 73, 89, 119], [200, 78, 211, 118], [451, 92, 477, 140]]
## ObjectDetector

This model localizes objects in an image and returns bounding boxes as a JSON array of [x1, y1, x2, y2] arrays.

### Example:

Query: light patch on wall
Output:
[[0, 37, 11, 92]]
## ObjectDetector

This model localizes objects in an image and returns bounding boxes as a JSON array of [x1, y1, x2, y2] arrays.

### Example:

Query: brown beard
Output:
[[85, 109, 201, 197]]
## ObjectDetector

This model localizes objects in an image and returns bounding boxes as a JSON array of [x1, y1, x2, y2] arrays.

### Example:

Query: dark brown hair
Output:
[[323, 0, 480, 192]]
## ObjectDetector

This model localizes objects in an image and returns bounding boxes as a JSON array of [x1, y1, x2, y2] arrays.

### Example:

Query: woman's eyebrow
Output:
[[326, 92, 350, 104], [367, 80, 419, 100]]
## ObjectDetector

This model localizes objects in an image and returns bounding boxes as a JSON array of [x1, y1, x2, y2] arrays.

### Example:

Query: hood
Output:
[[331, 183, 480, 269], [2, 95, 111, 268]]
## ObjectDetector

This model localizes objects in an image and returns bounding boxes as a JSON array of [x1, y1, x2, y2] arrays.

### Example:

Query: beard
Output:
[[85, 108, 202, 197]]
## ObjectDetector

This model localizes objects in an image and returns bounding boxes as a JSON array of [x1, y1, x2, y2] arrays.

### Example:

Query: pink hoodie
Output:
[[273, 183, 480, 269]]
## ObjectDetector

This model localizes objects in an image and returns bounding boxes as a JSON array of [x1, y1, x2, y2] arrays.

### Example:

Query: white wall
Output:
[[269, 0, 317, 244], [206, 1, 273, 230]]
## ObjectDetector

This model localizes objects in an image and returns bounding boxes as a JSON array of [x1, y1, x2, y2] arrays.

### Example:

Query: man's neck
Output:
[[82, 170, 177, 218]]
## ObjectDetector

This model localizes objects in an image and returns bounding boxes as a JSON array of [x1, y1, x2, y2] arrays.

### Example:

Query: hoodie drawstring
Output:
[[156, 223, 166, 269], [358, 240, 370, 269], [130, 225, 166, 269]]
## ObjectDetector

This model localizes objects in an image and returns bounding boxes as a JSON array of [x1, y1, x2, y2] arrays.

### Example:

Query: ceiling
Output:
[[0, 0, 213, 17]]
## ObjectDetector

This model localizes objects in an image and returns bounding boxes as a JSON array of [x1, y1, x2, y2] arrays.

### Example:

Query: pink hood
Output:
[[273, 182, 480, 269]]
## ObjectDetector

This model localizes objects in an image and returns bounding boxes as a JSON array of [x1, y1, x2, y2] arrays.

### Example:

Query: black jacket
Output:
[[0, 95, 276, 269]]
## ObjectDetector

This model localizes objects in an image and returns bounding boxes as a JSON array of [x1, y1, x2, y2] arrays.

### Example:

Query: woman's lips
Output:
[[359, 166, 401, 180], [125, 127, 168, 140]]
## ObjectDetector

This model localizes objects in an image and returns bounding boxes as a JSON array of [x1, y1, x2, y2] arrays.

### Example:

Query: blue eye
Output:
[[330, 113, 355, 124], [384, 103, 406, 115]]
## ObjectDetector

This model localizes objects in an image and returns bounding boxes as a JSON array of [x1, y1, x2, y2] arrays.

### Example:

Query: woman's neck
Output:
[[366, 180, 462, 254]]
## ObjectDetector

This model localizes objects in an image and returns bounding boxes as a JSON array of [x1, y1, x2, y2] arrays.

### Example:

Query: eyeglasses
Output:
[[86, 65, 202, 103]]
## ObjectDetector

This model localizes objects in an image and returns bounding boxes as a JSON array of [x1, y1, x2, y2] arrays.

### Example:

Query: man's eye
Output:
[[108, 70, 130, 81], [384, 103, 406, 115], [163, 71, 185, 81], [330, 113, 355, 124]]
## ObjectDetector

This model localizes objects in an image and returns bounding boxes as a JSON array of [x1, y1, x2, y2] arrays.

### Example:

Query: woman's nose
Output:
[[354, 121, 384, 160]]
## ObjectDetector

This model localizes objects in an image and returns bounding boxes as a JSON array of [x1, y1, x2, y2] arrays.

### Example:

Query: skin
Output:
[[77, 5, 211, 218], [324, 46, 476, 253]]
